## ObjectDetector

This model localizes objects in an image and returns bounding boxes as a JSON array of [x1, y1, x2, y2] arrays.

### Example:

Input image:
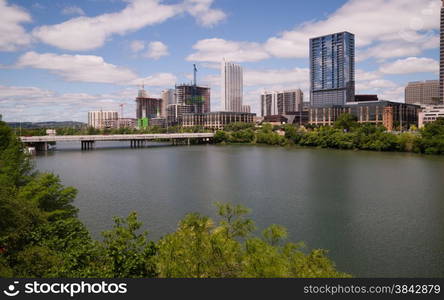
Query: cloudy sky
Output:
[[0, 0, 440, 122]]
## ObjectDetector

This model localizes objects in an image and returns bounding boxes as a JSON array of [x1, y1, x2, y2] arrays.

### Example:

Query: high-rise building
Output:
[[405, 80, 440, 105], [261, 89, 304, 117], [135, 87, 164, 120], [440, 0, 444, 102], [221, 60, 243, 112], [310, 32, 355, 107], [175, 84, 211, 114], [88, 111, 118, 129]]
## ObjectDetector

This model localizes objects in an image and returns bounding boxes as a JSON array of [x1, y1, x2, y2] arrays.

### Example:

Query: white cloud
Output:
[[356, 79, 397, 91], [264, 0, 439, 60], [379, 86, 405, 102], [245, 68, 309, 87], [187, 38, 270, 63], [203, 67, 309, 88], [15, 51, 177, 86], [0, 0, 32, 51], [62, 5, 85, 16], [357, 36, 439, 62], [0, 85, 142, 122], [356, 69, 381, 81], [146, 41, 169, 60], [32, 0, 226, 51], [183, 0, 226, 27], [132, 73, 177, 86], [0, 85, 55, 98], [189, 0, 439, 63], [379, 57, 439, 74], [130, 40, 145, 53], [32, 0, 179, 51], [16, 52, 137, 84]]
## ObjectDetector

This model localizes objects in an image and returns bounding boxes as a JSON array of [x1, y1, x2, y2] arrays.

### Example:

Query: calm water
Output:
[[34, 142, 444, 277]]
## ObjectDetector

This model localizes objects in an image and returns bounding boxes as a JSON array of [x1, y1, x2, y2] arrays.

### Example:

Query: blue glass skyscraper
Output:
[[310, 32, 355, 107]]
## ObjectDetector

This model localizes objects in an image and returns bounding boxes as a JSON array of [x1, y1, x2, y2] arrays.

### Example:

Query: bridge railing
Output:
[[20, 133, 215, 143]]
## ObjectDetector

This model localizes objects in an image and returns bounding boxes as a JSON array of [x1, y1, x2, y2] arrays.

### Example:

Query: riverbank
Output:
[[213, 116, 444, 156]]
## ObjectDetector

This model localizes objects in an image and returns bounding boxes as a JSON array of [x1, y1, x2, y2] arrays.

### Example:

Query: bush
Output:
[[229, 129, 255, 144]]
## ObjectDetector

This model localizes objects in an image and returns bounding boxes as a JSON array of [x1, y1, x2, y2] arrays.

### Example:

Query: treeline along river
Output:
[[34, 142, 444, 277]]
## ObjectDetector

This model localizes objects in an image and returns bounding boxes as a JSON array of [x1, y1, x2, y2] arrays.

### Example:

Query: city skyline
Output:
[[0, 0, 441, 122]]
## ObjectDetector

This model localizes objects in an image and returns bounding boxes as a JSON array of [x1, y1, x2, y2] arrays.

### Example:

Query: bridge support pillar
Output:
[[81, 141, 95, 151], [35, 142, 48, 152]]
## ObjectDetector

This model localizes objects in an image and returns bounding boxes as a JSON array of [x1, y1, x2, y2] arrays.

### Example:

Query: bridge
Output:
[[20, 133, 215, 151]]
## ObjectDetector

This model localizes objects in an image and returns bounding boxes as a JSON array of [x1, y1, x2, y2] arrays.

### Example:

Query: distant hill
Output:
[[7, 121, 86, 129]]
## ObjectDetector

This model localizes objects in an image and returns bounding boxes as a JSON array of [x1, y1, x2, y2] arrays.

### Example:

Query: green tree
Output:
[[99, 212, 157, 278], [225, 122, 255, 132], [214, 131, 229, 144], [334, 113, 358, 132]]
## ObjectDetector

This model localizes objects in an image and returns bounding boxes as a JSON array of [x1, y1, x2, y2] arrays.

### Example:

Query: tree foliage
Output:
[[212, 116, 444, 156]]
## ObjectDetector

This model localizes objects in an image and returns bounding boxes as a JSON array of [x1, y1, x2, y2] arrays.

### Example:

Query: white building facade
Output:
[[261, 89, 304, 117], [418, 105, 444, 128], [88, 111, 119, 129], [221, 60, 243, 112]]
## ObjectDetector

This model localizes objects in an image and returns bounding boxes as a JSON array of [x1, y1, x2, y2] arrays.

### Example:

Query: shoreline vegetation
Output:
[[0, 121, 350, 278], [213, 114, 444, 156], [18, 114, 444, 156]]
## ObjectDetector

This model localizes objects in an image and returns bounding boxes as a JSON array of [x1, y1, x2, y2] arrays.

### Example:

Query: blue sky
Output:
[[0, 0, 440, 122]]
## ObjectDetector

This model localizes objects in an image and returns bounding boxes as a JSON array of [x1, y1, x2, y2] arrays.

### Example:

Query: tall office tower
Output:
[[175, 84, 211, 113], [135, 87, 163, 120], [310, 32, 355, 107], [261, 89, 304, 117], [405, 80, 440, 105], [88, 111, 118, 129], [440, 0, 444, 102], [221, 60, 243, 112]]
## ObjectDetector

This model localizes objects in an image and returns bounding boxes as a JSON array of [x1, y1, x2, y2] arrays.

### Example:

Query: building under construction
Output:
[[166, 64, 211, 125], [135, 87, 166, 127], [175, 84, 211, 113]]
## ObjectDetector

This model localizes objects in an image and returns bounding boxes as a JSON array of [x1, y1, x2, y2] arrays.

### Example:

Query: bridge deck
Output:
[[20, 133, 215, 143]]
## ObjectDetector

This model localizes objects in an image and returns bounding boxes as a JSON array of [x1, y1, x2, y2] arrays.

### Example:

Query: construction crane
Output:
[[119, 103, 126, 119], [193, 64, 197, 86]]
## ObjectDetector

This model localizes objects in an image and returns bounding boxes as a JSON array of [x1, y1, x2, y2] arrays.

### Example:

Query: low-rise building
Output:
[[308, 101, 420, 131], [263, 112, 309, 126], [88, 111, 119, 129], [418, 105, 444, 128], [150, 117, 167, 128], [182, 112, 256, 130], [117, 118, 136, 129], [167, 104, 195, 126]]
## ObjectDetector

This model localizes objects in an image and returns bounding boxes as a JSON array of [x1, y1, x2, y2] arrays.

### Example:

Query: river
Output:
[[34, 142, 444, 277]]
